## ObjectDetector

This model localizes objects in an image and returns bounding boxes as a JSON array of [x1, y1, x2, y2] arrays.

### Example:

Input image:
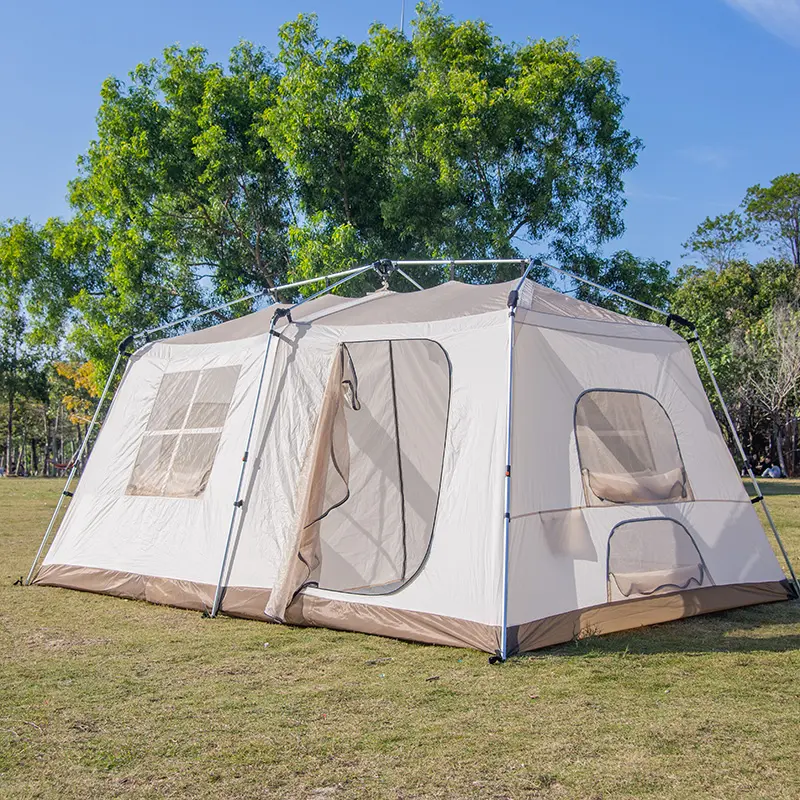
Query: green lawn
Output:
[[1, 479, 799, 799]]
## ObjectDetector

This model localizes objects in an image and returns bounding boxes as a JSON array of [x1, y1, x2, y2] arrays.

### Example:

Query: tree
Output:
[[566, 249, 674, 320], [745, 173, 800, 268], [267, 3, 642, 286], [0, 220, 50, 472], [682, 211, 755, 271], [67, 42, 292, 371], [736, 301, 800, 476]]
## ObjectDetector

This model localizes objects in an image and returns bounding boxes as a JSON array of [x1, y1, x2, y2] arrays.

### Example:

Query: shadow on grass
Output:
[[518, 598, 800, 660], [745, 478, 800, 497]]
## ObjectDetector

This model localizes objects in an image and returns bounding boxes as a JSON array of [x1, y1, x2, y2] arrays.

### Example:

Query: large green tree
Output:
[[267, 3, 641, 285]]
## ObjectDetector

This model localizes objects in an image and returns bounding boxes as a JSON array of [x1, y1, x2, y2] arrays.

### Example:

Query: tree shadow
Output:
[[746, 478, 800, 497], [518, 598, 800, 659]]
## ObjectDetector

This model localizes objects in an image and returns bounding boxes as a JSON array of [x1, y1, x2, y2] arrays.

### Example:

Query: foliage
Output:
[[268, 4, 641, 288], [567, 249, 674, 319], [744, 173, 800, 267], [682, 211, 756, 271]]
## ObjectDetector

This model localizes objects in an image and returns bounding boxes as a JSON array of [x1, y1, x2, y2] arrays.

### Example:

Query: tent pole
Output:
[[209, 263, 377, 617], [394, 268, 424, 291], [693, 335, 800, 596], [497, 260, 536, 662], [142, 265, 374, 339], [25, 345, 128, 585]]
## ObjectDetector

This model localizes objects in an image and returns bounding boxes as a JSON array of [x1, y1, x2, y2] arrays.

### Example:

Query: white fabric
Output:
[[44, 276, 789, 636]]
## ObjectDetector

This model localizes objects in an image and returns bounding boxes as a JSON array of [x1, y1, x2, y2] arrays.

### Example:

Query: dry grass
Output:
[[1, 478, 799, 799]]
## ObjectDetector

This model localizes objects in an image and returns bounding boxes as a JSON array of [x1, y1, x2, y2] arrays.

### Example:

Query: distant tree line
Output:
[[0, 2, 798, 476]]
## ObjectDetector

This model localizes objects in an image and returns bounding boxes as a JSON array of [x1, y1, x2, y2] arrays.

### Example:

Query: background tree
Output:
[[682, 211, 755, 271], [744, 173, 800, 268], [267, 3, 642, 286]]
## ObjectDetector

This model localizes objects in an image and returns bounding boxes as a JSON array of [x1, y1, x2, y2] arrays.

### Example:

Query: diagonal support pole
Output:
[[209, 263, 377, 617], [693, 336, 800, 597], [26, 346, 128, 584]]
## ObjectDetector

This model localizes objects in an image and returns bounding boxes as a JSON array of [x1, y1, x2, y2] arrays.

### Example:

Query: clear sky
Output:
[[1, 0, 798, 268]]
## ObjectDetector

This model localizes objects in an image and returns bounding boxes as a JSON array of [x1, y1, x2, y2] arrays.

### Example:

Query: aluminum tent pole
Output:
[[540, 261, 669, 319], [692, 335, 800, 596], [26, 346, 127, 585], [395, 268, 424, 291], [496, 259, 535, 662], [209, 262, 377, 617], [392, 259, 529, 267], [142, 265, 372, 339]]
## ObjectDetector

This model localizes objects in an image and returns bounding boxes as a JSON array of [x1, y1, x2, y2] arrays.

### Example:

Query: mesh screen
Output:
[[575, 390, 691, 505], [607, 518, 710, 601], [313, 339, 450, 594], [126, 365, 240, 498]]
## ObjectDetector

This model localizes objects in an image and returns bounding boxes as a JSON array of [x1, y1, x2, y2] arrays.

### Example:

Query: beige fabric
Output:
[[576, 390, 692, 505], [314, 339, 450, 594], [265, 345, 357, 620], [509, 581, 791, 654], [607, 518, 710, 601], [36, 563, 790, 655]]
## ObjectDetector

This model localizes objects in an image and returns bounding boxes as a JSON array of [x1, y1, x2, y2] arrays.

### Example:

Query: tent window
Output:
[[575, 390, 692, 506], [310, 340, 451, 595], [127, 365, 240, 498], [607, 518, 712, 601]]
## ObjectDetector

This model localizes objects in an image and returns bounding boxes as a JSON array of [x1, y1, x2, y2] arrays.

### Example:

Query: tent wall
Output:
[[505, 313, 789, 651]]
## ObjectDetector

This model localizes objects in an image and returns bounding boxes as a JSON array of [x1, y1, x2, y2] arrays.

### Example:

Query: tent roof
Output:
[[167, 278, 666, 345]]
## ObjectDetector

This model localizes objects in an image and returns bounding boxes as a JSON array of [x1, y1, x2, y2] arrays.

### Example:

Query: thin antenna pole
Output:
[[209, 263, 376, 617], [26, 350, 126, 584], [400, 0, 405, 32]]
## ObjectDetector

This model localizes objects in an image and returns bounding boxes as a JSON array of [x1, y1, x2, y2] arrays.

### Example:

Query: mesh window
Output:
[[607, 518, 712, 601], [127, 365, 240, 498], [286, 340, 450, 598], [575, 390, 691, 506]]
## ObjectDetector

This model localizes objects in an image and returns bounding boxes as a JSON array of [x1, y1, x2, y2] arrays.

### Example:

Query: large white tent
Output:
[[29, 260, 798, 658]]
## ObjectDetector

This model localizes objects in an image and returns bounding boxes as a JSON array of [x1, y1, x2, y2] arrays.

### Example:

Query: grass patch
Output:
[[0, 478, 798, 798]]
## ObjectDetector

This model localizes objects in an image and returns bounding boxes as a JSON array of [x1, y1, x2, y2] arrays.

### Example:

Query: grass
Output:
[[1, 479, 799, 799]]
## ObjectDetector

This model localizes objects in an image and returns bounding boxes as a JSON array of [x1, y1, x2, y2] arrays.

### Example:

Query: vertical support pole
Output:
[[497, 260, 535, 662], [210, 312, 282, 617], [26, 347, 127, 585], [694, 335, 800, 596], [210, 263, 377, 617]]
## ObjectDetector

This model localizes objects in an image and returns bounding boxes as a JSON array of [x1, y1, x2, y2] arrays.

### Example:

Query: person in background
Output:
[[761, 460, 782, 478]]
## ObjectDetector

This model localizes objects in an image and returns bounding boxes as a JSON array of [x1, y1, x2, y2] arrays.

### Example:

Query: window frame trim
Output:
[[573, 387, 692, 508], [126, 364, 241, 500]]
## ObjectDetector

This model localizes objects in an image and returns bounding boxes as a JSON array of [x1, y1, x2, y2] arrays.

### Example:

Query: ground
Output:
[[1, 480, 799, 800]]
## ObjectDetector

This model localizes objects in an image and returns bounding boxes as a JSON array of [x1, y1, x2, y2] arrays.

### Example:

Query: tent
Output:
[[29, 260, 798, 659]]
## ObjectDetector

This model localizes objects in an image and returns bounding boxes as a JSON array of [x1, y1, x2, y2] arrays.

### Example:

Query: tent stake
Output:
[[26, 347, 127, 584], [497, 260, 536, 662], [209, 263, 377, 617], [693, 336, 800, 597]]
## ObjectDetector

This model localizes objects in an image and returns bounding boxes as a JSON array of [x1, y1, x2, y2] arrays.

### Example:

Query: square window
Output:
[[127, 365, 240, 498]]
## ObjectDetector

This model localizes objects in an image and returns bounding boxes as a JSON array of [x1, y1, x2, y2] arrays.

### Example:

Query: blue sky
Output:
[[1, 0, 798, 268]]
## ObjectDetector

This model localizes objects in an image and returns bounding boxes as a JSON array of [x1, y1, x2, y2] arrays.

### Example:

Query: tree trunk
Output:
[[6, 390, 13, 474], [775, 421, 788, 477], [31, 438, 38, 475]]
